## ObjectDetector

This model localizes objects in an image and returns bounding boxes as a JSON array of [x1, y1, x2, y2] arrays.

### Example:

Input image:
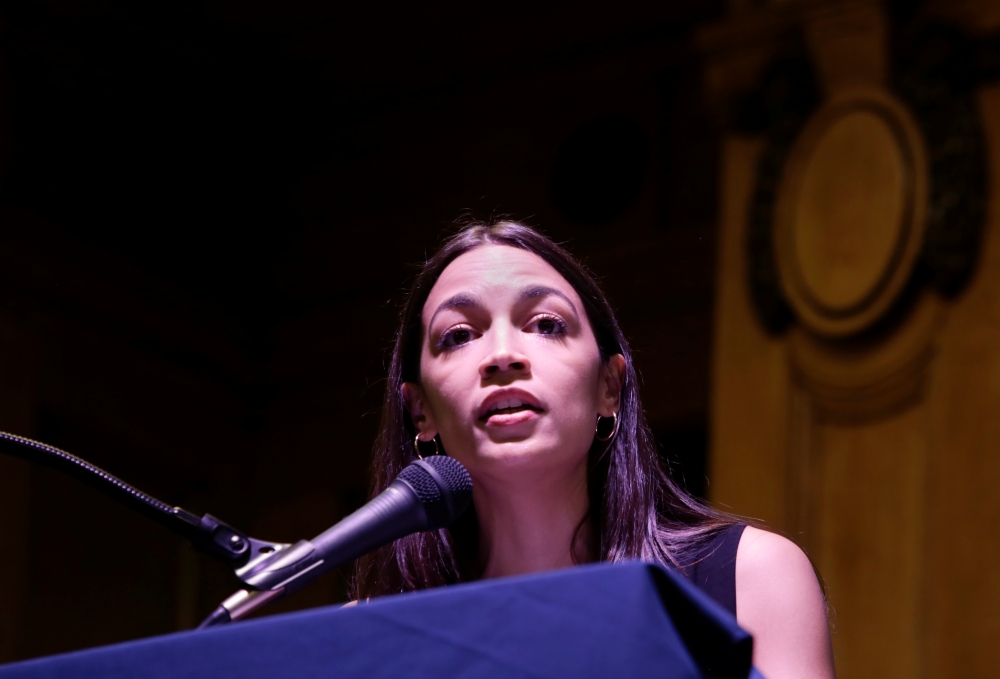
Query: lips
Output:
[[478, 388, 544, 423]]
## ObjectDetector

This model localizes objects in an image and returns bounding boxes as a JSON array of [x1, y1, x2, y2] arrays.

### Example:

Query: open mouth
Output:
[[482, 399, 540, 420], [478, 388, 545, 426]]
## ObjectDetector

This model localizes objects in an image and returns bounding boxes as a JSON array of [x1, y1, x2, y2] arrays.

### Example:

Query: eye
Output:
[[528, 314, 567, 336], [438, 325, 479, 350]]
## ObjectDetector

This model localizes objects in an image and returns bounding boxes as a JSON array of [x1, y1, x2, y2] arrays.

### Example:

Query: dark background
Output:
[[0, 0, 724, 660]]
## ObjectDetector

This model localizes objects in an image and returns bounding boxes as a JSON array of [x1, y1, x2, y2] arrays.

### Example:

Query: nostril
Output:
[[511, 362, 524, 370]]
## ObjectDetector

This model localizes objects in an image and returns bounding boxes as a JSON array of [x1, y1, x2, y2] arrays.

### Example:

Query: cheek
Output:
[[430, 381, 467, 425], [421, 365, 477, 439], [546, 352, 604, 427], [570, 347, 605, 402]]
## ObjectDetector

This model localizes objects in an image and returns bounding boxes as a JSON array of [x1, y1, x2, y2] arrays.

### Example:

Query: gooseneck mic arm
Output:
[[0, 430, 474, 630], [0, 431, 288, 568]]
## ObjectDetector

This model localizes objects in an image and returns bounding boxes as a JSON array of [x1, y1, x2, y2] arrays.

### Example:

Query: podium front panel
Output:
[[0, 562, 754, 679]]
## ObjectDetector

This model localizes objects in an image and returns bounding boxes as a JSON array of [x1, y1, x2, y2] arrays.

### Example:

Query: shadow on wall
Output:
[[654, 423, 708, 501]]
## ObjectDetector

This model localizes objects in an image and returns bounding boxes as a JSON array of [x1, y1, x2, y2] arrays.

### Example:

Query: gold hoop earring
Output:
[[595, 412, 619, 442], [413, 434, 440, 459]]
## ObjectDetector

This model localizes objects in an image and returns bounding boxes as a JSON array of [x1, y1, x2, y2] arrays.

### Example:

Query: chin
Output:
[[480, 439, 547, 461], [472, 434, 588, 473]]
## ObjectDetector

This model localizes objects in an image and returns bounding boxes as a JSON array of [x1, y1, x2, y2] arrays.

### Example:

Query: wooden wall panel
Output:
[[703, 4, 1000, 677]]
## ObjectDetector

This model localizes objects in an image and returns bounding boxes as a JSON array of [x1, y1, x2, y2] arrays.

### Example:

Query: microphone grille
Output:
[[423, 454, 473, 498], [398, 455, 473, 528]]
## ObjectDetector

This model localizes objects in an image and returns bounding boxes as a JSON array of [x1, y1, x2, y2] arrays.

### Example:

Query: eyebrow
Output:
[[428, 292, 482, 331], [427, 285, 578, 330], [518, 285, 578, 317]]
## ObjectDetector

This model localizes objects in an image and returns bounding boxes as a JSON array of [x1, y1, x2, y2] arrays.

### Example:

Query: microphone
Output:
[[198, 455, 473, 628]]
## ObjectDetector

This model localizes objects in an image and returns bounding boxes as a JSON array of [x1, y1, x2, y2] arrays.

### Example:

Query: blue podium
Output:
[[0, 563, 757, 678]]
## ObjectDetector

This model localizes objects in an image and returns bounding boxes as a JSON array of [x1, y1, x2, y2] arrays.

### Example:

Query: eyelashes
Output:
[[436, 325, 479, 350], [529, 314, 568, 336], [434, 314, 568, 351]]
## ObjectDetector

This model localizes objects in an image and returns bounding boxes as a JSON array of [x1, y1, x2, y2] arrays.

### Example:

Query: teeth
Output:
[[490, 398, 526, 413]]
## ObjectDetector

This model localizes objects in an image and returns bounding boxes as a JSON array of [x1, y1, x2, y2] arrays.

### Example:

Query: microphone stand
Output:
[[0, 430, 291, 595]]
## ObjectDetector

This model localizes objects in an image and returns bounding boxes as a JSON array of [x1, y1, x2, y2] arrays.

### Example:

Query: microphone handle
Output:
[[240, 478, 429, 595]]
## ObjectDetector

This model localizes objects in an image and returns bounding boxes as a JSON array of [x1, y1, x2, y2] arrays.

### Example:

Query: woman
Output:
[[354, 219, 834, 679]]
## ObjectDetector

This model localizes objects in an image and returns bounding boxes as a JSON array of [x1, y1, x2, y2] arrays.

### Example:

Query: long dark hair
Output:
[[354, 219, 736, 599]]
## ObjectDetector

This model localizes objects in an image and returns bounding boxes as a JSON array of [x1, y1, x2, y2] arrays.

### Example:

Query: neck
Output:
[[473, 460, 593, 580]]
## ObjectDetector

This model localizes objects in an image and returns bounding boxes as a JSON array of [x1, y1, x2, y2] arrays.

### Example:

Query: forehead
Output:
[[424, 244, 580, 313]]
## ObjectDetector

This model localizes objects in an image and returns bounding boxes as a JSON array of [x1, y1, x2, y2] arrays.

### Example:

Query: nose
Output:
[[479, 325, 531, 379]]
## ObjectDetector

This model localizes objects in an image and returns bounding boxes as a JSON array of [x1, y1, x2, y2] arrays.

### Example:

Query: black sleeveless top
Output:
[[683, 523, 746, 617]]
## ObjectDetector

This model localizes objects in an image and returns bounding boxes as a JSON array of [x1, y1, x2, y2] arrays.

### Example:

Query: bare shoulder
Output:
[[736, 527, 817, 589], [735, 527, 835, 679]]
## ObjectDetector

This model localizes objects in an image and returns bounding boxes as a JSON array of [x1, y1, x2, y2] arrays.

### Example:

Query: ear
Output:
[[401, 382, 439, 440], [597, 354, 626, 417]]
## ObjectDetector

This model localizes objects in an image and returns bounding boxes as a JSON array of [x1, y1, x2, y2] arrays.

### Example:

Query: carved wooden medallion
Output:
[[773, 87, 928, 338]]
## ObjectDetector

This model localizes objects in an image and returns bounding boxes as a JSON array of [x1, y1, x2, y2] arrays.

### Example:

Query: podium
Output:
[[0, 563, 758, 678]]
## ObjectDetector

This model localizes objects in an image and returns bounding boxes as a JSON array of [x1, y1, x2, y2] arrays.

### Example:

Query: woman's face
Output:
[[403, 244, 622, 484]]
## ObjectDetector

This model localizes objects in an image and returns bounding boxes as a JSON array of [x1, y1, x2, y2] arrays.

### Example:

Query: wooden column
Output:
[[921, 82, 1000, 679], [710, 135, 792, 530], [701, 1, 1000, 677]]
